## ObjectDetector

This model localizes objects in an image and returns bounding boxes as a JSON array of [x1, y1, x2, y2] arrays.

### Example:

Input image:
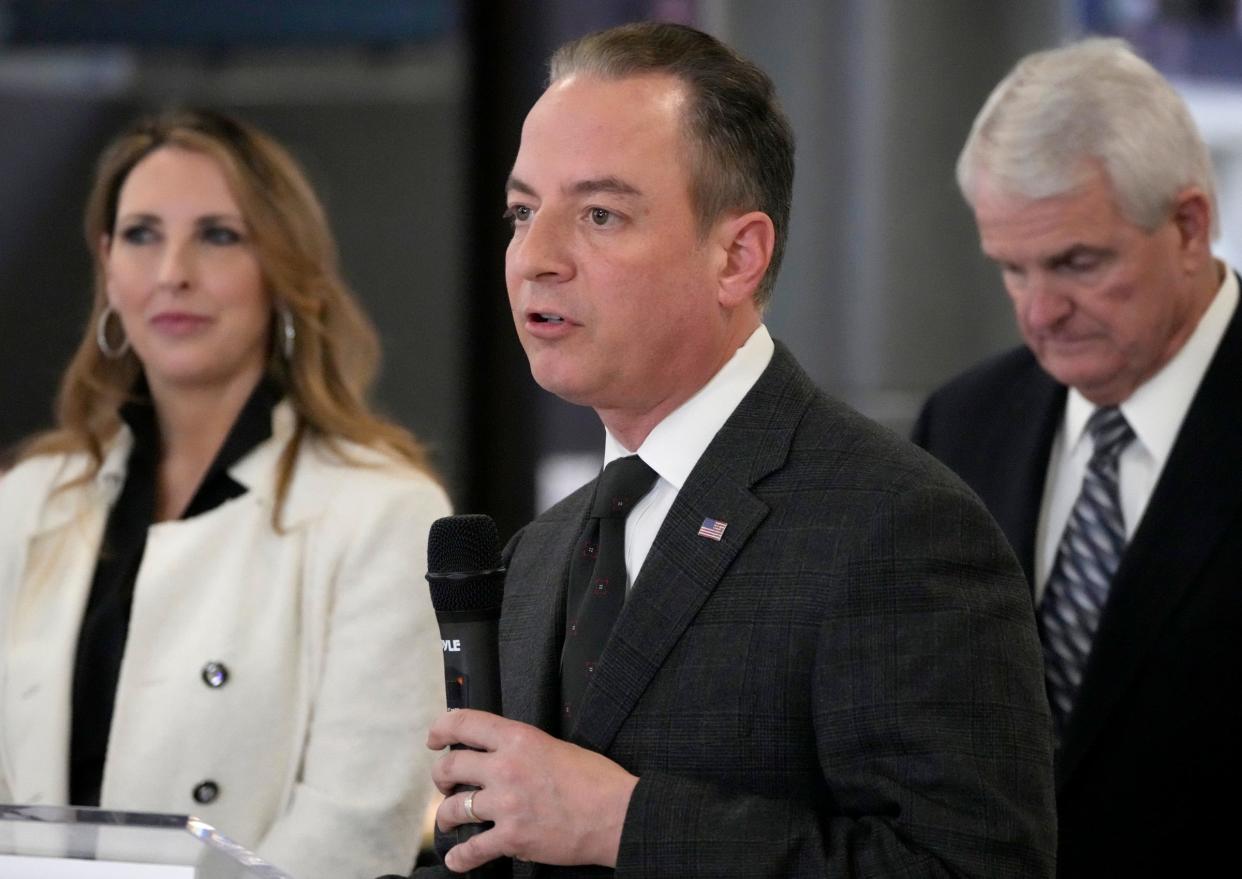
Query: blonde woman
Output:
[[0, 110, 448, 879]]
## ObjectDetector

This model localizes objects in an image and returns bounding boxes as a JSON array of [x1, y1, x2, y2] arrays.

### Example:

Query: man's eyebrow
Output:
[[567, 177, 642, 198], [1046, 243, 1111, 266], [506, 175, 536, 197], [504, 175, 643, 199]]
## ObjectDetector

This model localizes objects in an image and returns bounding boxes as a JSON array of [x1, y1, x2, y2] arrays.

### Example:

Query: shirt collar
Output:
[[206, 376, 283, 483], [603, 324, 775, 489], [107, 374, 284, 504], [1064, 262, 1238, 462]]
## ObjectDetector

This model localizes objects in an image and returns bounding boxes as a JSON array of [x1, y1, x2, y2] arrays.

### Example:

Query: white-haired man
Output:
[[914, 37, 1240, 876]]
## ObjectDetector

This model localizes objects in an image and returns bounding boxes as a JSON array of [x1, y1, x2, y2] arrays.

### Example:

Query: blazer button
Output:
[[201, 662, 229, 688], [192, 780, 220, 804]]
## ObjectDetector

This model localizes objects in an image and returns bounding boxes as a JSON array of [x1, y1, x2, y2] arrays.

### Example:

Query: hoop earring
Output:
[[277, 304, 296, 359], [96, 306, 130, 359]]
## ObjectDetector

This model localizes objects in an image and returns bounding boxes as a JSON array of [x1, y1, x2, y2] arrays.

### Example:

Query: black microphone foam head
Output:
[[428, 514, 501, 573], [426, 514, 505, 615]]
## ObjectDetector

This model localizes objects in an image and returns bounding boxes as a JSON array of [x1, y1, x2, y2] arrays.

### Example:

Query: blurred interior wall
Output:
[[708, 0, 1068, 432], [0, 1, 1077, 532]]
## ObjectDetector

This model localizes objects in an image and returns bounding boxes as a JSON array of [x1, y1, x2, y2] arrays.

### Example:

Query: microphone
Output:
[[426, 514, 506, 869]]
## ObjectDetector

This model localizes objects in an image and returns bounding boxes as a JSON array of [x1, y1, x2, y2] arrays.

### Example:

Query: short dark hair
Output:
[[550, 22, 795, 306]]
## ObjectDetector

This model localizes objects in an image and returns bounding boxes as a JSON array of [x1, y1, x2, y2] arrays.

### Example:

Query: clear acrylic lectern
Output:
[[0, 804, 296, 878]]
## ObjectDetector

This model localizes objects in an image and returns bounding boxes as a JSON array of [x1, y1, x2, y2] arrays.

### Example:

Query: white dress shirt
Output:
[[1034, 265, 1239, 598], [602, 324, 775, 587]]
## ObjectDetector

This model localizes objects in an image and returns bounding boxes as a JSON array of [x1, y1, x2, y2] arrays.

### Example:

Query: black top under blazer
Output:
[[913, 289, 1242, 877]]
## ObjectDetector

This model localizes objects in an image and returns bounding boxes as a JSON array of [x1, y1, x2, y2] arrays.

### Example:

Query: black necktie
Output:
[[1038, 406, 1135, 741], [560, 455, 658, 736]]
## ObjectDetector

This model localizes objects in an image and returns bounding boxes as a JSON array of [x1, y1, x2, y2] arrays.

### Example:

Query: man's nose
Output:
[[1020, 274, 1073, 331], [509, 213, 574, 282]]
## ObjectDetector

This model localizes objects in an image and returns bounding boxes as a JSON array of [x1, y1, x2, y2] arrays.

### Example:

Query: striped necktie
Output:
[[1039, 406, 1135, 740]]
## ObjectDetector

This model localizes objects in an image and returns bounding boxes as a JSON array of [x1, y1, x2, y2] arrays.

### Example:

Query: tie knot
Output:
[[592, 455, 658, 519], [1086, 407, 1135, 462]]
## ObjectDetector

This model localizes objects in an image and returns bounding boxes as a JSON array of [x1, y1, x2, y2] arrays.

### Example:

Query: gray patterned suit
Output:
[[497, 343, 1056, 878]]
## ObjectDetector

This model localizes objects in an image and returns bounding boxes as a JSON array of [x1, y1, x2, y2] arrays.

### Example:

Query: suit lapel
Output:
[[1058, 291, 1242, 787], [499, 486, 592, 733], [985, 365, 1063, 584], [571, 345, 811, 755], [571, 464, 768, 752]]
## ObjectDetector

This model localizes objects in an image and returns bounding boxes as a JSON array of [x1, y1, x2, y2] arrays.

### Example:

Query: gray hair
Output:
[[549, 22, 795, 307], [957, 37, 1218, 237]]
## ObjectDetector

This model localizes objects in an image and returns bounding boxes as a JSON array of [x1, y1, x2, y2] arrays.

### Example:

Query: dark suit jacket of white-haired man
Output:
[[915, 36, 1241, 877]]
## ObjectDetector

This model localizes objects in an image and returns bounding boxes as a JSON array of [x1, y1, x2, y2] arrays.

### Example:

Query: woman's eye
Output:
[[119, 224, 156, 245], [590, 208, 612, 226], [202, 226, 243, 245]]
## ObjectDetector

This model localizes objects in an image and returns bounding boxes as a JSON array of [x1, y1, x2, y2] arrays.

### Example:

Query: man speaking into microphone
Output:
[[424, 22, 1056, 878]]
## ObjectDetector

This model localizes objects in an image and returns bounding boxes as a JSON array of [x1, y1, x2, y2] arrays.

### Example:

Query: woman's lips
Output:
[[150, 312, 212, 336]]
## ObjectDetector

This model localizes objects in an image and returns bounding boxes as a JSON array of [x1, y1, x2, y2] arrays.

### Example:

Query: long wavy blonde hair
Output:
[[22, 108, 433, 523]]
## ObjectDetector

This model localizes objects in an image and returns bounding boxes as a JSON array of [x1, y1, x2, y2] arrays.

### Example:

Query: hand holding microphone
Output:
[[425, 515, 637, 875], [426, 515, 507, 875]]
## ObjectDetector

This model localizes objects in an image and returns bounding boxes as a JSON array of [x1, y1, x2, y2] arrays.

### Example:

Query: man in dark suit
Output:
[[913, 38, 1240, 876], [427, 22, 1055, 877]]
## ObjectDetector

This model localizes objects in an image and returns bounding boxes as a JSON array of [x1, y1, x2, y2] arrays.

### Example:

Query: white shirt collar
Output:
[[1063, 263, 1238, 462], [603, 324, 775, 487]]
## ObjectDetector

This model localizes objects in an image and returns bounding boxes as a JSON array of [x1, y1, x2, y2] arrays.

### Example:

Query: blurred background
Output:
[[2, 0, 1240, 542]]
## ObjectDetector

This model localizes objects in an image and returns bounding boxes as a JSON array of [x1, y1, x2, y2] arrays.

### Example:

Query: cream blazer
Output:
[[0, 405, 450, 879]]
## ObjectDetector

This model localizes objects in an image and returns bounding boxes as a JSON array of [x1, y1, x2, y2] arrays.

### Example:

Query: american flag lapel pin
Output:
[[697, 517, 727, 541]]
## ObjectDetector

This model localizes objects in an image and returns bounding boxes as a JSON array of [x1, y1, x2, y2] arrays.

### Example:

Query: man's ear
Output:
[[715, 210, 775, 309], [1170, 186, 1212, 272]]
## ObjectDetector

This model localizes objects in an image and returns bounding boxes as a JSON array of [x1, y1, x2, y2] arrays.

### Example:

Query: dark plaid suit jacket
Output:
[[913, 288, 1242, 877], [493, 343, 1056, 878]]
